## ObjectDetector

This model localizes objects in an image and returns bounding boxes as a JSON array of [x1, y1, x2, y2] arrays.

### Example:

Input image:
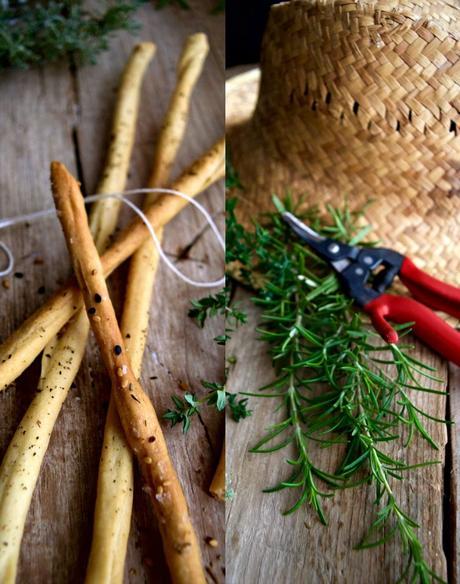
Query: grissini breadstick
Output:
[[209, 439, 225, 501], [90, 42, 156, 252], [51, 161, 206, 584], [85, 229, 163, 584], [87, 34, 210, 583], [0, 137, 224, 391], [0, 43, 156, 584], [122, 31, 210, 395], [0, 320, 87, 584], [204, 160, 225, 189], [147, 33, 208, 187]]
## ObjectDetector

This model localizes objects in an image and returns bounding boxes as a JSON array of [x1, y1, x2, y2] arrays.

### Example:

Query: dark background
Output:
[[226, 0, 281, 67]]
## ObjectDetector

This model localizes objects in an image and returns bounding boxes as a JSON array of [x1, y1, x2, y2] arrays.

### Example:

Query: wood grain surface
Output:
[[227, 287, 456, 583], [0, 1, 224, 582]]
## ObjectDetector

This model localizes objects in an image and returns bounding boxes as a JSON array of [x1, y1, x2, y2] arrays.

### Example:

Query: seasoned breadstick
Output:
[[87, 35, 210, 583], [123, 32, 210, 388], [0, 43, 156, 584], [148, 33, 208, 187], [90, 42, 156, 251], [204, 159, 225, 188], [0, 137, 225, 391], [51, 161, 206, 584], [209, 440, 225, 501]]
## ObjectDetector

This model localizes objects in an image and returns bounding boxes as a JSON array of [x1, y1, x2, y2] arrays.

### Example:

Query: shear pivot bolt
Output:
[[355, 267, 364, 276], [328, 243, 340, 254], [363, 256, 373, 265]]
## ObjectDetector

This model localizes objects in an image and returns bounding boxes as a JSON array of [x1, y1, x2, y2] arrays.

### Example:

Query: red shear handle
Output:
[[400, 257, 460, 319], [364, 294, 460, 366]]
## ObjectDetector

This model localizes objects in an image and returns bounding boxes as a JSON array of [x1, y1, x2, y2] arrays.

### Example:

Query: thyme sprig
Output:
[[188, 288, 247, 345], [227, 195, 447, 582], [164, 380, 251, 432]]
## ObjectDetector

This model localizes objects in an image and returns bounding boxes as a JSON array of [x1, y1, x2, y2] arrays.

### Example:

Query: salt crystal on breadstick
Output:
[[51, 161, 206, 584]]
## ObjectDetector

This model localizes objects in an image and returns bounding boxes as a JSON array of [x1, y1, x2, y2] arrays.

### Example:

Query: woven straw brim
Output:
[[226, 0, 460, 281]]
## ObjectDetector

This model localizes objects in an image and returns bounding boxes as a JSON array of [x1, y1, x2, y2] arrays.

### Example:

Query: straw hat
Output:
[[227, 0, 460, 278]]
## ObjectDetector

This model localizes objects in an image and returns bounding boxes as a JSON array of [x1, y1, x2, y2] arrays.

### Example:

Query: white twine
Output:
[[0, 188, 224, 288]]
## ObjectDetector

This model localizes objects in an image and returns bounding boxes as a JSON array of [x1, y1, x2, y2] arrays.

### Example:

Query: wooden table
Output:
[[0, 2, 224, 582], [227, 288, 459, 582]]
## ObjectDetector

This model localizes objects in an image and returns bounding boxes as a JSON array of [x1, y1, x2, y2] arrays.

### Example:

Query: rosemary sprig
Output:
[[227, 195, 447, 582]]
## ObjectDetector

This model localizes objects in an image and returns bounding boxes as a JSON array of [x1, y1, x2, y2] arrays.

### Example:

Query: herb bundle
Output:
[[226, 195, 447, 583], [0, 0, 143, 70]]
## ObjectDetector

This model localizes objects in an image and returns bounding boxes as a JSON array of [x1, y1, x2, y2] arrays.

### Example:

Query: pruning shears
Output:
[[282, 211, 460, 366]]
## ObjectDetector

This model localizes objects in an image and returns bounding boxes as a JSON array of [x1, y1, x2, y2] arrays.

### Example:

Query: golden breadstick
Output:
[[148, 33, 208, 187], [209, 440, 225, 501], [0, 319, 87, 583], [0, 43, 156, 584], [90, 42, 156, 251], [84, 398, 134, 584], [87, 35, 210, 583], [124, 32, 209, 386], [0, 137, 224, 391], [204, 159, 225, 188], [51, 161, 205, 584]]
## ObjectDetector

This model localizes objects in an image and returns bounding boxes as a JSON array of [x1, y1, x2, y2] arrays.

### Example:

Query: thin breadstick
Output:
[[122, 32, 210, 384], [209, 440, 225, 501], [147, 33, 208, 187], [87, 35, 209, 582], [84, 398, 134, 584], [204, 159, 225, 188], [51, 161, 206, 584], [0, 43, 156, 584], [0, 137, 224, 391], [90, 42, 156, 251]]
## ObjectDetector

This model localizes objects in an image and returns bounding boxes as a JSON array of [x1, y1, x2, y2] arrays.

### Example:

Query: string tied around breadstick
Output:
[[0, 188, 224, 287]]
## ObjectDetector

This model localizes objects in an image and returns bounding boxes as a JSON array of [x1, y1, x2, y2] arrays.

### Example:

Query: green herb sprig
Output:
[[164, 380, 251, 432], [227, 194, 447, 582], [164, 286, 250, 432], [188, 288, 247, 345]]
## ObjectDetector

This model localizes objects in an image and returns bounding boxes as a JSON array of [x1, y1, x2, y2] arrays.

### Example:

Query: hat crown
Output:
[[256, 0, 459, 137]]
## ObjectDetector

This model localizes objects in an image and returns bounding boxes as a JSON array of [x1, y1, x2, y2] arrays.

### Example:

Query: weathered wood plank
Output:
[[0, 1, 224, 582], [227, 287, 449, 583]]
